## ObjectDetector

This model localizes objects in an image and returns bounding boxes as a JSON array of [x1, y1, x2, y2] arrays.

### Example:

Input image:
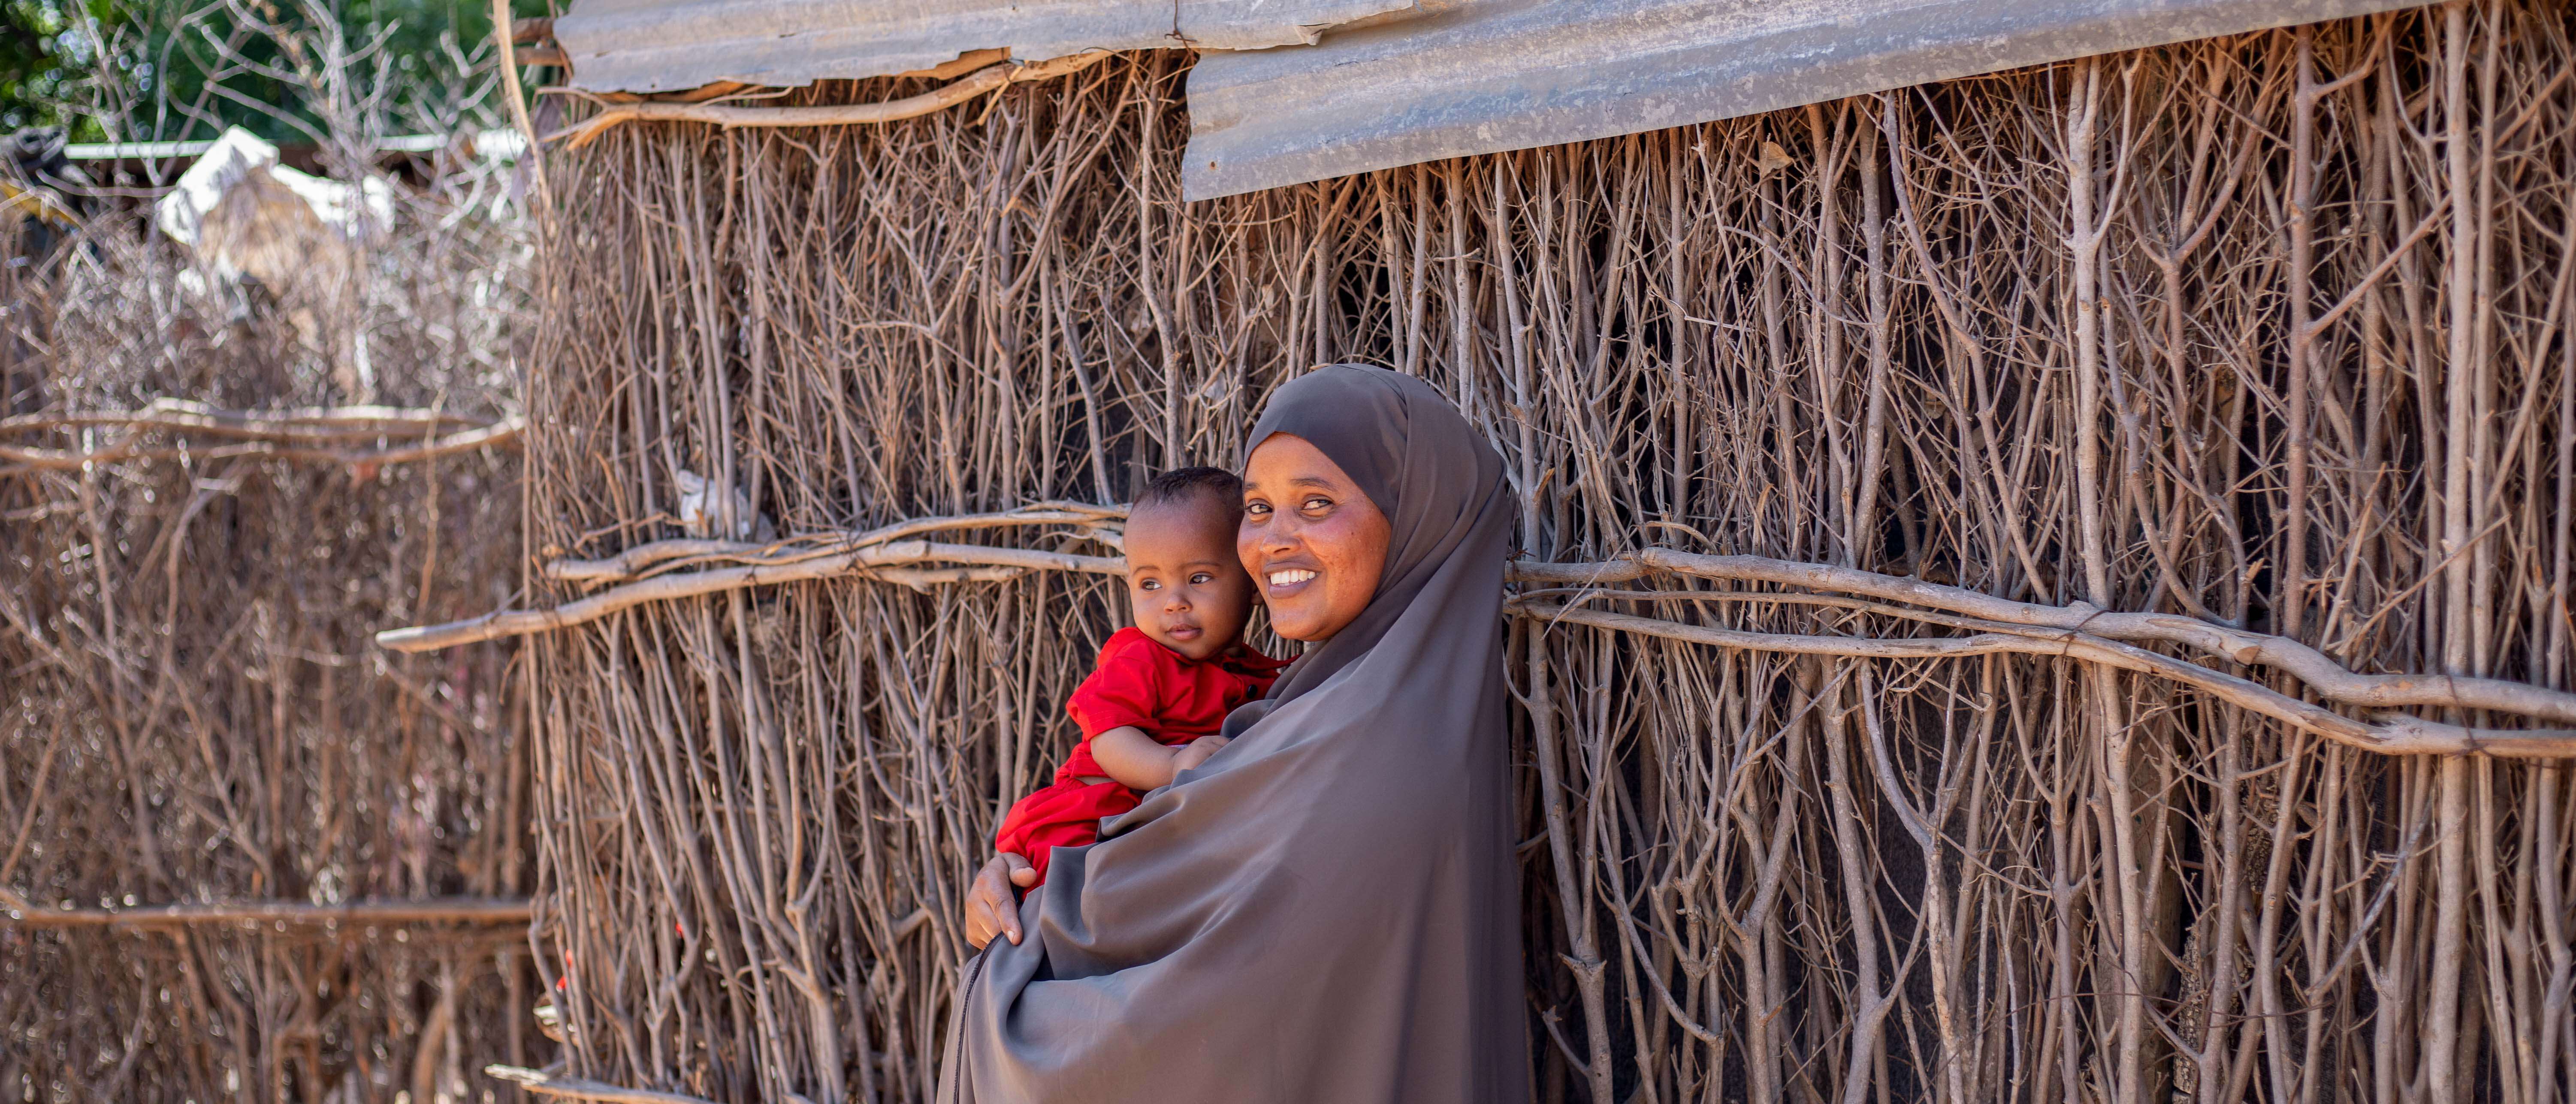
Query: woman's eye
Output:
[[1302, 496, 1332, 512], [1244, 501, 1270, 516]]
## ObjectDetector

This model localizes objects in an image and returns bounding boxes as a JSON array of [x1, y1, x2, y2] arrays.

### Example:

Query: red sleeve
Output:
[[1066, 631, 1169, 740], [1231, 649, 1293, 703]]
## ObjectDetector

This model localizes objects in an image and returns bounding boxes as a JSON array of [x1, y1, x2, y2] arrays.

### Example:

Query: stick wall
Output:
[[528, 6, 2576, 1100], [0, 205, 531, 1099]]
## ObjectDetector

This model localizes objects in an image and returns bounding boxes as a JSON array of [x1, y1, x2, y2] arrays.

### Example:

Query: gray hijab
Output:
[[939, 365, 1528, 1104]]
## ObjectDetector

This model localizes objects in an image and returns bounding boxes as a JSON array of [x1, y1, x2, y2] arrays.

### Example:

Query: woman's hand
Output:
[[1170, 734, 1230, 773], [963, 852, 1037, 949]]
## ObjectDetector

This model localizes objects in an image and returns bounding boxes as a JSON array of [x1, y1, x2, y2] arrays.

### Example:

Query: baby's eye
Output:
[[1189, 572, 1213, 585], [1138, 579, 1160, 591]]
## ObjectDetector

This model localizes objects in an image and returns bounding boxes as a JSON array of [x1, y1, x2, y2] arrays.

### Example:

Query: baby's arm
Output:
[[1089, 727, 1228, 791]]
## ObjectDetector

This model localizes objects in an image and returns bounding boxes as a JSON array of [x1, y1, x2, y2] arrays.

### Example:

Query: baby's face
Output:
[[1123, 495, 1258, 661]]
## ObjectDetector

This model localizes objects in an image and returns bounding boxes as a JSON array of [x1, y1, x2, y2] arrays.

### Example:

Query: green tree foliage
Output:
[[3, 0, 93, 133], [3, 0, 548, 143]]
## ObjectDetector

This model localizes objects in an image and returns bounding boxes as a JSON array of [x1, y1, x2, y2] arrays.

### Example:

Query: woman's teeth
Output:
[[1268, 569, 1318, 586]]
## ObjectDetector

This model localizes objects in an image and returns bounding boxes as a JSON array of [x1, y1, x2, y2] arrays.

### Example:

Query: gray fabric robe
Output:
[[939, 365, 1528, 1103]]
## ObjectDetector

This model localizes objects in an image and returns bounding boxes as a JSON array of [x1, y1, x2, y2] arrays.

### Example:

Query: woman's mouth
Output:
[[1265, 568, 1319, 596]]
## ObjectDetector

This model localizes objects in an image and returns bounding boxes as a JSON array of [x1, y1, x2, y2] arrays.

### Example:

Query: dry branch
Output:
[[542, 504, 1119, 584], [350, 416, 529, 468], [0, 401, 487, 439], [385, 519, 2576, 754], [1, 894, 532, 929], [901, 48, 1012, 82], [0, 414, 524, 474], [547, 51, 1112, 149], [1512, 598, 2576, 759], [377, 539, 1120, 651], [485, 1066, 717, 1104], [1528, 548, 2576, 726]]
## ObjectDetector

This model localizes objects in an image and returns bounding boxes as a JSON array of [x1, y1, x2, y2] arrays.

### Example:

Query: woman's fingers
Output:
[[963, 855, 1026, 948], [987, 854, 1030, 944], [963, 881, 999, 950]]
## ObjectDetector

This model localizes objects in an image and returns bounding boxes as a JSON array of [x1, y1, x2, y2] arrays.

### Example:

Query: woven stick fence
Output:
[[499, 3, 2576, 1099], [1, 199, 533, 1102]]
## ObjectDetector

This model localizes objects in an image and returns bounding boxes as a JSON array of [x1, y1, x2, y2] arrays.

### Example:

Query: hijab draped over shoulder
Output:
[[939, 365, 1528, 1104]]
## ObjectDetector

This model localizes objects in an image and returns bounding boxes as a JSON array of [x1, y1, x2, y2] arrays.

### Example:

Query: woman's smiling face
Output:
[[1238, 432, 1390, 642]]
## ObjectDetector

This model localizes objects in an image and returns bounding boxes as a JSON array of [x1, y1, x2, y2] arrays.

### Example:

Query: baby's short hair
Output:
[[1136, 466, 1244, 515]]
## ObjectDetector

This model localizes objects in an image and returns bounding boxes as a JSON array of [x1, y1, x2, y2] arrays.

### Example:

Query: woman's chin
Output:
[[1268, 618, 1317, 642]]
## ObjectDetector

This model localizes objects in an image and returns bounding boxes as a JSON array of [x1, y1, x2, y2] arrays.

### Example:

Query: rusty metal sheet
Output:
[[557, 0, 1414, 93], [1181, 0, 2429, 199]]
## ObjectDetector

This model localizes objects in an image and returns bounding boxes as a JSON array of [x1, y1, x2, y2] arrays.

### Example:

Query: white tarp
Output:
[[155, 127, 393, 286]]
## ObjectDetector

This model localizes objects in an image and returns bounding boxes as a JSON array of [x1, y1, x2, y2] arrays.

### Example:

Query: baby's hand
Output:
[[1170, 734, 1231, 773]]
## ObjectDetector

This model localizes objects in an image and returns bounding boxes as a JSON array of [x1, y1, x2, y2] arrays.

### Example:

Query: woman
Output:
[[941, 365, 1528, 1103]]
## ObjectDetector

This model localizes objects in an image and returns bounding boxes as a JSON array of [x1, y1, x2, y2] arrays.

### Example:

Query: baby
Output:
[[992, 467, 1288, 885]]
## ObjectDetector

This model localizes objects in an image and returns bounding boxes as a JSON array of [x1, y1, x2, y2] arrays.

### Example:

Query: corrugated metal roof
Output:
[[557, 0, 1415, 93], [1180, 0, 2429, 199]]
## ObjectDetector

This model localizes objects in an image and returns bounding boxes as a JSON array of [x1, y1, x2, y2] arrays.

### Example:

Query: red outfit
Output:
[[994, 627, 1289, 884]]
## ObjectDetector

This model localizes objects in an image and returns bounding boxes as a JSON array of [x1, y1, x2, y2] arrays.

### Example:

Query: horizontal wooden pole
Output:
[[371, 513, 2576, 757], [550, 51, 1112, 150], [379, 540, 1120, 652], [3, 895, 532, 929], [545, 505, 1119, 584], [1546, 548, 2576, 727], [0, 400, 489, 438], [1513, 599, 2576, 760], [0, 415, 522, 474], [485, 1066, 716, 1104]]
